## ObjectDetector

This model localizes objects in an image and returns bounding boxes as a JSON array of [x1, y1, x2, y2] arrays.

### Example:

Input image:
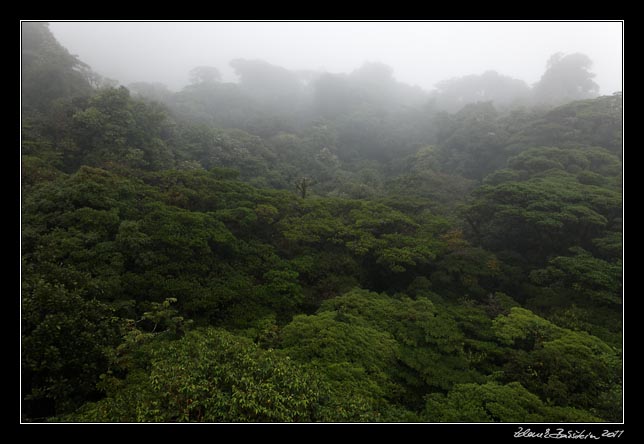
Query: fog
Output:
[[48, 21, 622, 95]]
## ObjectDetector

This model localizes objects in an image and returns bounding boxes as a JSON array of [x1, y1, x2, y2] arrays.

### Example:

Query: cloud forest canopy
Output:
[[21, 22, 622, 423]]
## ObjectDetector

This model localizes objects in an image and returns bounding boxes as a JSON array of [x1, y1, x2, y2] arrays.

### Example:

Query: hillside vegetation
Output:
[[21, 23, 622, 423]]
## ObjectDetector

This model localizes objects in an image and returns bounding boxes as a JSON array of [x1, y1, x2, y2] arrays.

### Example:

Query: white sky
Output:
[[47, 21, 623, 95]]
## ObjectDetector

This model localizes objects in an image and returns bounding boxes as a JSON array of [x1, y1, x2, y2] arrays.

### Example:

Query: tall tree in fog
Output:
[[229, 58, 307, 123], [230, 59, 303, 100], [532, 53, 600, 106]]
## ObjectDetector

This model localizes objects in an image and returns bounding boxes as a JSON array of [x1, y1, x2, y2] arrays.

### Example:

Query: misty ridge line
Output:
[[47, 21, 622, 98], [118, 52, 606, 117], [21, 21, 620, 172]]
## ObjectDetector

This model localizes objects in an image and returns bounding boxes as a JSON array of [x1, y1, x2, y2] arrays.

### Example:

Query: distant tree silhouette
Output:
[[532, 53, 599, 106], [189, 66, 221, 85]]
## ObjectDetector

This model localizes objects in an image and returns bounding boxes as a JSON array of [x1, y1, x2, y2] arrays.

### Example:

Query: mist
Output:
[[47, 21, 622, 95]]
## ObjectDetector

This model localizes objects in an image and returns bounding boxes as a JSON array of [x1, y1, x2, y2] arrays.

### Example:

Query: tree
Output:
[[21, 22, 93, 114], [463, 147, 621, 266], [533, 53, 599, 106], [229, 58, 305, 117], [492, 307, 622, 421], [22, 278, 120, 420], [189, 66, 221, 85], [431, 70, 531, 113], [312, 289, 478, 408], [280, 310, 401, 421], [65, 328, 322, 422], [70, 86, 175, 170], [424, 381, 601, 422], [432, 102, 510, 180], [295, 176, 314, 198]]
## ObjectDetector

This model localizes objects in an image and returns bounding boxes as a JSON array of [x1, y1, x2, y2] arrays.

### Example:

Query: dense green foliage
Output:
[[21, 23, 622, 423]]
